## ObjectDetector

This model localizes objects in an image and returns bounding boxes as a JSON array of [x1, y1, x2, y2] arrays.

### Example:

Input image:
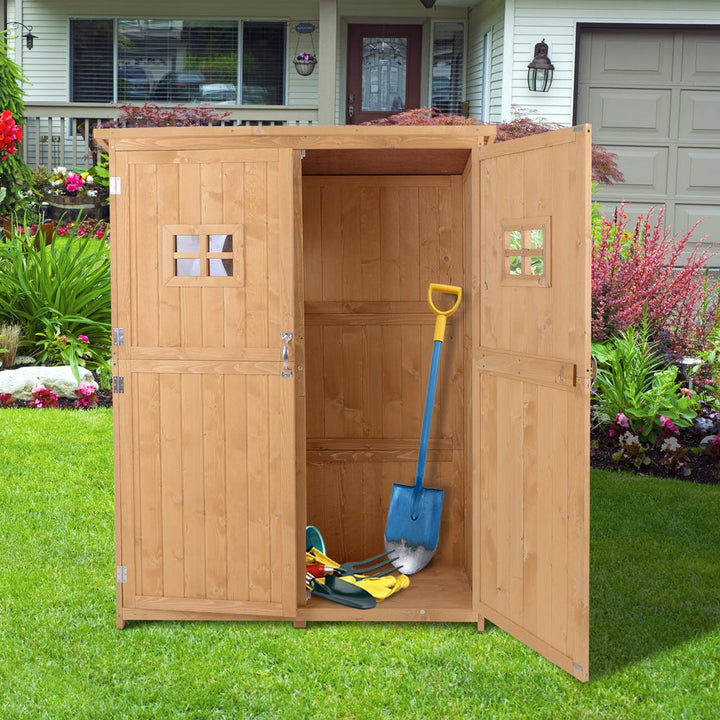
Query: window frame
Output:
[[68, 16, 289, 106]]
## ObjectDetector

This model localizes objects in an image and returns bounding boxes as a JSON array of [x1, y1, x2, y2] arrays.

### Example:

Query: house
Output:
[[5, 0, 720, 260]]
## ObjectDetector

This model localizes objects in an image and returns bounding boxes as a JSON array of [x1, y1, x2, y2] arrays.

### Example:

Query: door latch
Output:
[[281, 331, 293, 377], [348, 93, 355, 120]]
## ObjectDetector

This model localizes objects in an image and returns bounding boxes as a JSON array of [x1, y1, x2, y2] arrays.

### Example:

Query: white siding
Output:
[[10, 0, 326, 106], [467, 0, 505, 122], [511, 0, 720, 124]]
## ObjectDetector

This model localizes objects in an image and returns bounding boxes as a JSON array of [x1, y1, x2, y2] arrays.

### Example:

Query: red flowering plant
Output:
[[28, 384, 59, 409], [592, 204, 720, 359], [0, 109, 22, 203]]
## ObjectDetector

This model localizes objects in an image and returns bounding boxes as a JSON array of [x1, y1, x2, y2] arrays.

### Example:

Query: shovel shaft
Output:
[[413, 339, 442, 500]]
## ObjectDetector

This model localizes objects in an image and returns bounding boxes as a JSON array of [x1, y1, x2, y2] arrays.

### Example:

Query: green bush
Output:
[[593, 324, 698, 443], [0, 222, 111, 380]]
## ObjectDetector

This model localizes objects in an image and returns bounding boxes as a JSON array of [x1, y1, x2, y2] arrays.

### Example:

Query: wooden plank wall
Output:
[[302, 175, 466, 566]]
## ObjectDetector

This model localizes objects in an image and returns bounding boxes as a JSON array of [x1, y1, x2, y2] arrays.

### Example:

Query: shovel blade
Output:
[[384, 483, 443, 575]]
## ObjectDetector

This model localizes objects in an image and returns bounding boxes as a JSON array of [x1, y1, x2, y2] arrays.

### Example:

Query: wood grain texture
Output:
[[302, 175, 465, 568]]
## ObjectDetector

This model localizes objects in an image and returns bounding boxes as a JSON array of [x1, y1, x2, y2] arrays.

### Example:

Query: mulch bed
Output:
[[591, 424, 720, 485]]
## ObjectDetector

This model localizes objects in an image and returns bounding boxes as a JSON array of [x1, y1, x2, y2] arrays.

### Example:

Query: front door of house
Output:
[[346, 24, 423, 124]]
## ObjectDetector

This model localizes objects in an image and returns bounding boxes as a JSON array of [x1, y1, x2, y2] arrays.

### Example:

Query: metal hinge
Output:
[[300, 149, 306, 159], [112, 328, 125, 346], [109, 176, 121, 195], [116, 566, 127, 583], [113, 376, 125, 394]]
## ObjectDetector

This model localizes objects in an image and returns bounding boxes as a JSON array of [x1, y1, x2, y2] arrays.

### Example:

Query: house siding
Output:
[[467, 0, 505, 122], [510, 0, 720, 124], [10, 0, 469, 115]]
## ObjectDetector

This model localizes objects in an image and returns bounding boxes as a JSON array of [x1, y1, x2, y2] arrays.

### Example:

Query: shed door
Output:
[[475, 127, 592, 681], [113, 146, 299, 620]]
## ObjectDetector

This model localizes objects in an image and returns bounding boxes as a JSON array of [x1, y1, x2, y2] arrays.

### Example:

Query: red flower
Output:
[[0, 110, 22, 156]]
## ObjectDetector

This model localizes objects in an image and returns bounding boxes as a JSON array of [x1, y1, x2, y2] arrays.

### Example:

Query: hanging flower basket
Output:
[[294, 54, 317, 76]]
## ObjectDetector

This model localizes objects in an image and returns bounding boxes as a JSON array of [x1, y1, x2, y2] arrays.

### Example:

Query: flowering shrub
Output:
[[74, 380, 99, 409], [592, 205, 719, 357], [296, 52, 316, 63], [28, 384, 59, 409], [0, 391, 15, 407]]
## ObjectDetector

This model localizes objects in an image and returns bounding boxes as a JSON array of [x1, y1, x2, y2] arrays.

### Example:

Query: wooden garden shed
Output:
[[95, 124, 592, 681]]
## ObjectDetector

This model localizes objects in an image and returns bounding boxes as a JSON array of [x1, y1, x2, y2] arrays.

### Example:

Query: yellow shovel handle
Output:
[[428, 283, 462, 342]]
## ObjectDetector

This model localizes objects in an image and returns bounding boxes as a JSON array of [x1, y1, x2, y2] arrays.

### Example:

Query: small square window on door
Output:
[[501, 217, 551, 287], [163, 225, 243, 286]]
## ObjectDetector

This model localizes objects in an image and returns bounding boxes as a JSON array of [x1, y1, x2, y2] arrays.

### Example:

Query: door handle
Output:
[[281, 331, 293, 377], [348, 93, 355, 119]]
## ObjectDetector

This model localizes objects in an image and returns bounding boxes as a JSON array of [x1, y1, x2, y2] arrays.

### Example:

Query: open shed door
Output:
[[474, 127, 592, 681], [111, 143, 300, 622]]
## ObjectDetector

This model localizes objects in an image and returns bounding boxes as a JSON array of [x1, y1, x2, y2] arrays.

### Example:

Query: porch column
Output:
[[318, 0, 338, 125]]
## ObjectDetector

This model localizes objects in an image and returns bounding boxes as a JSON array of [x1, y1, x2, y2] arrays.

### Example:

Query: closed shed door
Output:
[[475, 127, 592, 681], [577, 27, 720, 263], [113, 145, 298, 620]]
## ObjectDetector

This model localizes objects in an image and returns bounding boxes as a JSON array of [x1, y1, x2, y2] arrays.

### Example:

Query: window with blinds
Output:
[[431, 22, 465, 115], [70, 18, 287, 105]]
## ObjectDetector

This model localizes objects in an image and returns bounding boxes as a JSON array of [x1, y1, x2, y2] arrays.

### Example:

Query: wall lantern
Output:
[[7, 22, 36, 50], [527, 39, 554, 92], [419, 0, 437, 7]]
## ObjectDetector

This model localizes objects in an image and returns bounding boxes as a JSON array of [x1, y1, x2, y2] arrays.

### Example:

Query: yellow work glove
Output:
[[306, 547, 410, 601], [338, 573, 410, 600]]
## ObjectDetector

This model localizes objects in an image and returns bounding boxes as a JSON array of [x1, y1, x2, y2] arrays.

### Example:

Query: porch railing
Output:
[[23, 102, 320, 170]]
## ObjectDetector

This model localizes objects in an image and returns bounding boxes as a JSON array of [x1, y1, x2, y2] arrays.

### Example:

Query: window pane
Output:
[[209, 258, 233, 277], [242, 22, 286, 105], [431, 22, 465, 115], [530, 228, 544, 249], [209, 234, 232, 252], [175, 234, 200, 252], [176, 258, 201, 277], [508, 230, 522, 250], [361, 38, 407, 112], [71, 20, 114, 102], [118, 19, 238, 103]]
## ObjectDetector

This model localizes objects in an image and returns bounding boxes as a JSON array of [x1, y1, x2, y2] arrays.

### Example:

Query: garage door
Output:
[[576, 28, 720, 265]]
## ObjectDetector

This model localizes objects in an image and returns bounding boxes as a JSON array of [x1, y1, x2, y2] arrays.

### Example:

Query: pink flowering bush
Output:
[[592, 205, 720, 357], [74, 380, 99, 409], [28, 384, 59, 408], [0, 391, 15, 407]]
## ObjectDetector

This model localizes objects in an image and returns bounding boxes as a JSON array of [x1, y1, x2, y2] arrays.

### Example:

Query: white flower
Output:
[[85, 174, 94, 184], [51, 179, 62, 186], [660, 437, 680, 452], [619, 431, 641, 447], [52, 166, 67, 175], [88, 189, 98, 197]]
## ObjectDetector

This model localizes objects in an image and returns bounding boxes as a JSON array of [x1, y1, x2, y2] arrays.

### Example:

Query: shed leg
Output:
[[117, 614, 126, 630], [477, 617, 485, 632], [293, 620, 308, 629]]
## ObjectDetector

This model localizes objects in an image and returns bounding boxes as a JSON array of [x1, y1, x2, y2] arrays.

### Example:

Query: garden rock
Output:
[[0, 365, 94, 400]]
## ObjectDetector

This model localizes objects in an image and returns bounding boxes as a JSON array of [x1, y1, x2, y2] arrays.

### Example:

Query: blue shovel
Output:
[[384, 283, 462, 575]]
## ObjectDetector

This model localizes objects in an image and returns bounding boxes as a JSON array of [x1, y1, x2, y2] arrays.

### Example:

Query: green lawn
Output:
[[0, 408, 718, 719]]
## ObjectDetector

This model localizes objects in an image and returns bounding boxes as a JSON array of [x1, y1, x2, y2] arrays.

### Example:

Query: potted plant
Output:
[[43, 164, 109, 221], [293, 52, 317, 76]]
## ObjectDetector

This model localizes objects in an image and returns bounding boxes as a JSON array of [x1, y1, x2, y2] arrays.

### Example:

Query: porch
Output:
[[22, 102, 320, 170]]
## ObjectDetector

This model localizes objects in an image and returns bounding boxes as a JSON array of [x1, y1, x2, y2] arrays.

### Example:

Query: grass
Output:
[[0, 408, 718, 719]]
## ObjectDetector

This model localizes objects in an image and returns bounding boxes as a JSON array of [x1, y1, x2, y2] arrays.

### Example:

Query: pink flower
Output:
[[56, 225, 69, 236], [77, 226, 87, 237], [64, 172, 85, 193], [29, 384, 59, 409], [680, 388, 693, 398], [660, 416, 678, 435], [615, 412, 630, 429], [77, 334, 89, 343], [58, 335, 69, 342], [95, 227, 105, 239]]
